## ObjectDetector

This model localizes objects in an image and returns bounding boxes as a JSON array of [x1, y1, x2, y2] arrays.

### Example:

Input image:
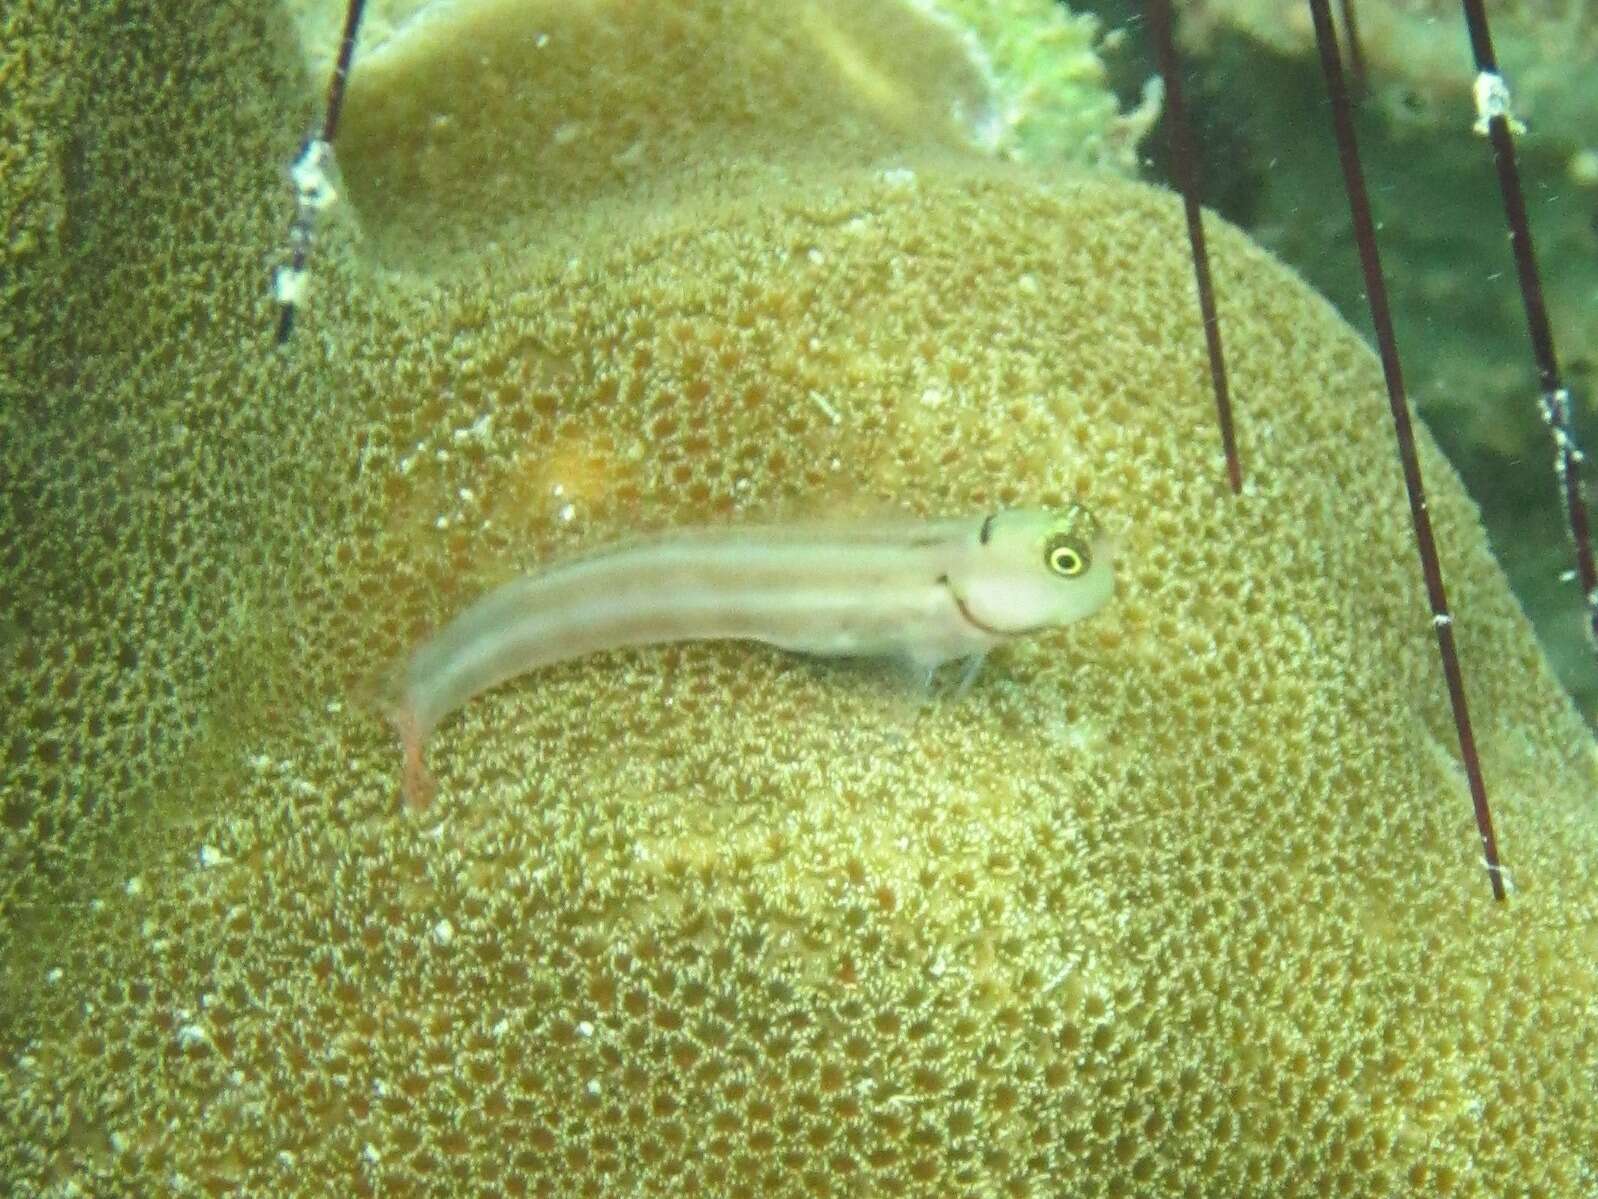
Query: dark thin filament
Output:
[[1306, 0, 1506, 900], [274, 0, 368, 346], [1456, 0, 1598, 659], [1143, 0, 1242, 494], [274, 295, 297, 345], [321, 0, 367, 141], [1336, 0, 1367, 96]]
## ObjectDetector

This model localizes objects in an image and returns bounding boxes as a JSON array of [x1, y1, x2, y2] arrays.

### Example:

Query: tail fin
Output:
[[351, 659, 435, 813]]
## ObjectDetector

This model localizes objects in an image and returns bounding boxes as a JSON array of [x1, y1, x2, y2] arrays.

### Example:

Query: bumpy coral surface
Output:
[[2, 2, 1595, 1196]]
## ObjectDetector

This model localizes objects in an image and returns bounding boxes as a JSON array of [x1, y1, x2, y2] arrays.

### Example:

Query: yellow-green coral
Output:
[[311, 0, 1153, 273], [0, 0, 79, 368], [328, 0, 1005, 271], [2, 1, 1596, 1196], [926, 0, 1163, 168]]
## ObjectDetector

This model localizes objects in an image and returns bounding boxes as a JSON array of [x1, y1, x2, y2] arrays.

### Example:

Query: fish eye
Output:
[[1044, 533, 1089, 578]]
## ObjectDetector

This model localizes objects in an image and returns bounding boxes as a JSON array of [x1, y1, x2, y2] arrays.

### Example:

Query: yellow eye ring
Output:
[[1044, 535, 1088, 578]]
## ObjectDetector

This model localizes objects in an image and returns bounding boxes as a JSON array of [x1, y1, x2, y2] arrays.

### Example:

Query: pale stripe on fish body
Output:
[[388, 505, 1115, 810]]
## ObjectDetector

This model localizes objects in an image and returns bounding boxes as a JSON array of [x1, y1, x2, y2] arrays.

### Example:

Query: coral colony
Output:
[[274, 0, 1592, 903], [281, 0, 1591, 901], [19, 3, 1596, 1194]]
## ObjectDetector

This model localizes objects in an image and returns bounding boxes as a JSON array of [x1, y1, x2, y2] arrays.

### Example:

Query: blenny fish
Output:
[[388, 505, 1114, 809]]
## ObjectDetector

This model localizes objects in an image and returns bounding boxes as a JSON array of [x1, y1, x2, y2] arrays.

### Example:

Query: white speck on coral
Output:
[[1042, 960, 1077, 993], [373, 1078, 389, 1097], [458, 487, 476, 503], [576, 1020, 595, 1038], [880, 167, 916, 187], [176, 1023, 212, 1050], [492, 1017, 511, 1038], [197, 845, 230, 869], [809, 392, 840, 424], [452, 412, 494, 445], [125, 876, 144, 897], [585, 1078, 601, 1096], [920, 386, 944, 408], [273, 265, 307, 305], [558, 503, 576, 522], [1017, 273, 1040, 295], [46, 967, 63, 984], [363, 1144, 382, 1164], [432, 919, 454, 945], [807, 247, 825, 265], [1432, 613, 1452, 628], [435, 515, 450, 529], [535, 32, 550, 48]]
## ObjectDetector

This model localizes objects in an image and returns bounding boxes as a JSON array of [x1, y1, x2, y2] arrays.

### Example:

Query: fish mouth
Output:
[[940, 576, 1042, 638]]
